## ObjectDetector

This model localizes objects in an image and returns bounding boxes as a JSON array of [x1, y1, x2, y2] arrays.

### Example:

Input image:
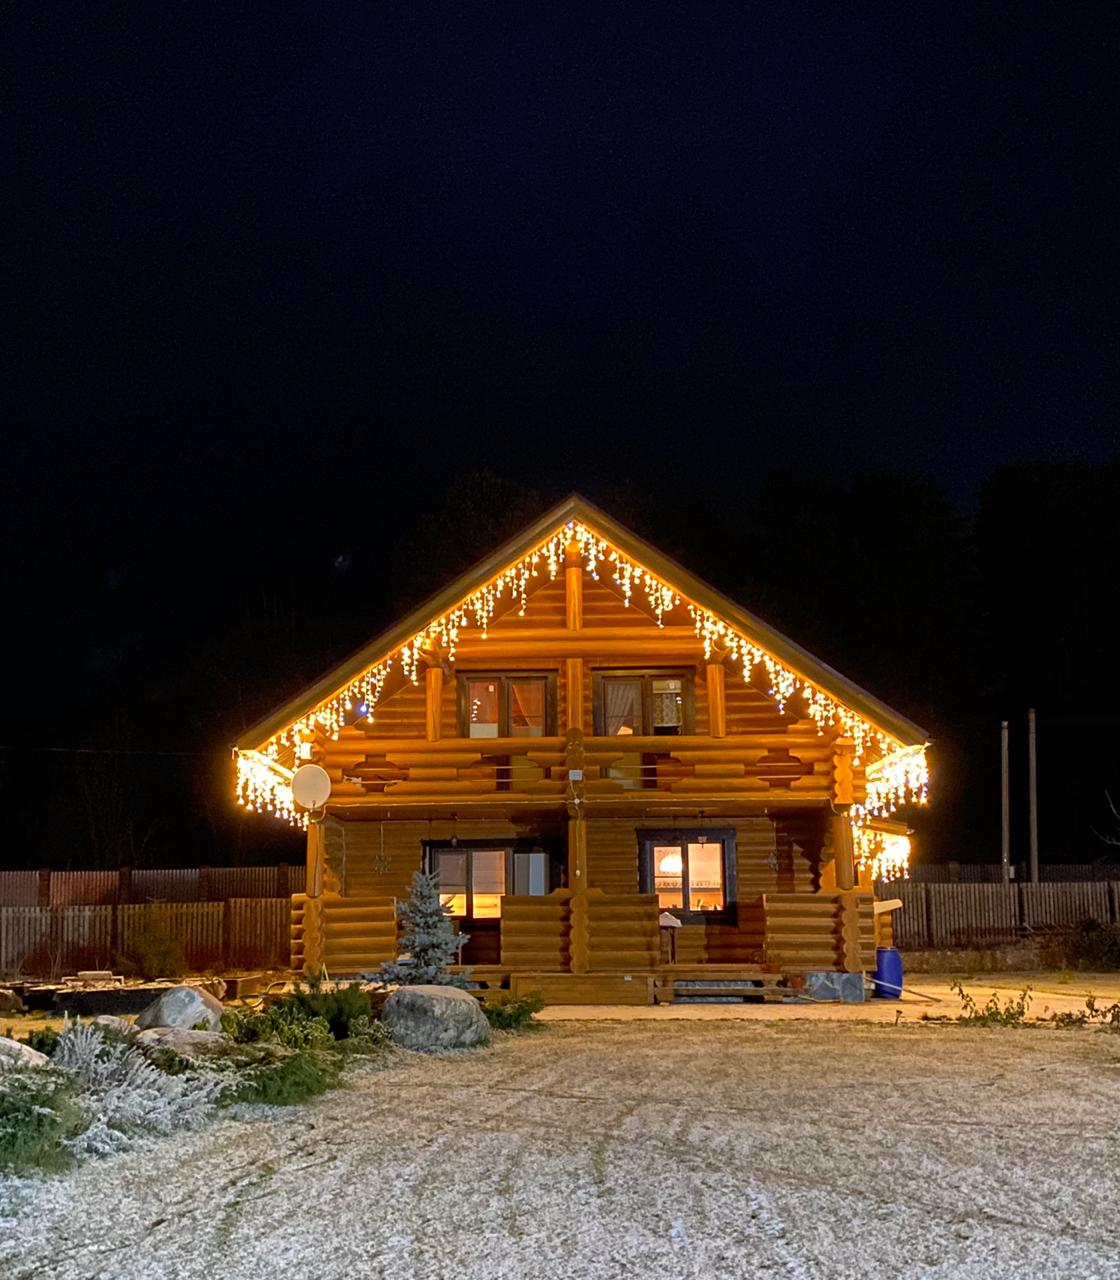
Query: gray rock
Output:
[[0, 988, 24, 1014], [134, 1027, 229, 1058], [381, 984, 490, 1051], [135, 985, 224, 1032], [0, 1035, 49, 1070]]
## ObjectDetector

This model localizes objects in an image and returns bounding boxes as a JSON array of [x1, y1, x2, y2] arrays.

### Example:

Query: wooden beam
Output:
[[565, 558, 583, 630], [425, 665, 443, 742], [832, 808, 856, 891], [565, 657, 585, 732], [706, 661, 727, 738], [306, 822, 326, 899]]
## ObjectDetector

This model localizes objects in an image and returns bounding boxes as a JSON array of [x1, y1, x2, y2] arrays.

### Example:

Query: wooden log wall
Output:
[[585, 813, 824, 964], [500, 892, 572, 970], [584, 892, 660, 970], [762, 891, 875, 973]]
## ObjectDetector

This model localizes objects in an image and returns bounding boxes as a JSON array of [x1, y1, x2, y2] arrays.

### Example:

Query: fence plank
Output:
[[0, 907, 54, 978], [0, 871, 40, 906], [118, 903, 225, 972], [926, 884, 1019, 947], [1020, 883, 1111, 929], [49, 871, 119, 906], [226, 898, 291, 969], [131, 869, 200, 902], [56, 906, 114, 973]]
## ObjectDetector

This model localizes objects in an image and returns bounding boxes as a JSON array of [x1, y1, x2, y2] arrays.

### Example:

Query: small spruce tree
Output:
[[370, 870, 472, 989]]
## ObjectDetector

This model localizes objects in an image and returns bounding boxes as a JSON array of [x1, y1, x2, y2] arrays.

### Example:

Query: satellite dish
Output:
[[291, 763, 331, 810]]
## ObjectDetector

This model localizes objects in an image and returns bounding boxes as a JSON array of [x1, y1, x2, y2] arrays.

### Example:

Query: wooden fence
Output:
[[0, 866, 305, 907], [907, 863, 1120, 883], [0, 899, 292, 979], [877, 880, 1120, 949]]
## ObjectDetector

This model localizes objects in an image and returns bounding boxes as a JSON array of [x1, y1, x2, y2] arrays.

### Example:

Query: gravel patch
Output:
[[1, 1021, 1118, 1279]]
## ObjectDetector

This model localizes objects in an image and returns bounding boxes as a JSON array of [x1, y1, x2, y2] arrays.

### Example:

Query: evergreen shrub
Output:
[[484, 991, 547, 1031]]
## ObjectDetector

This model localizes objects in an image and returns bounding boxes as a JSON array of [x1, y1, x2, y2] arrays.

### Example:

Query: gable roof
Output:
[[236, 493, 929, 755]]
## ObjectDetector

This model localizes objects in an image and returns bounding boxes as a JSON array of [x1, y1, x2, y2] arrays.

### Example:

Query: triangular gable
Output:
[[234, 494, 929, 823]]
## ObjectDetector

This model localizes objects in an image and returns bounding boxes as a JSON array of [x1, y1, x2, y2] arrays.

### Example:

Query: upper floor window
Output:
[[592, 670, 693, 736], [458, 673, 555, 738]]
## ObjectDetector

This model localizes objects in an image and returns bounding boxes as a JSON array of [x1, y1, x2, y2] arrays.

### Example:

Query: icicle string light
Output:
[[855, 744, 930, 819], [852, 825, 912, 881], [235, 751, 306, 828], [235, 518, 929, 827]]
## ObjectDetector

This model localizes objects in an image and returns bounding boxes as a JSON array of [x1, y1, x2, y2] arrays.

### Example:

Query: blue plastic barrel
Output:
[[873, 946, 903, 999]]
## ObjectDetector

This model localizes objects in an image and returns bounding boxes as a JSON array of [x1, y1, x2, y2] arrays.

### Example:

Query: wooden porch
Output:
[[292, 886, 880, 1002]]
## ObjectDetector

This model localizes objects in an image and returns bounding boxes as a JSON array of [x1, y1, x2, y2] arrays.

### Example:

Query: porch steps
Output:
[[654, 965, 787, 1004]]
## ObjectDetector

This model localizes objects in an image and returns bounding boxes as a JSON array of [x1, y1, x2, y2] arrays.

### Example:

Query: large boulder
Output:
[[0, 1035, 49, 1070], [135, 985, 224, 1032], [381, 984, 490, 1051]]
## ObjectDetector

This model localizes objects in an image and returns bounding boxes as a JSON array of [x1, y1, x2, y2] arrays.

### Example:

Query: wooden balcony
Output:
[[320, 732, 838, 804]]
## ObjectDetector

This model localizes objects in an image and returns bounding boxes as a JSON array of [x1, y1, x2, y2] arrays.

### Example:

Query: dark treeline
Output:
[[4, 462, 1119, 872]]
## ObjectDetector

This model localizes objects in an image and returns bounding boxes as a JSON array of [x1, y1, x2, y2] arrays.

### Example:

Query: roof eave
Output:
[[235, 492, 928, 752]]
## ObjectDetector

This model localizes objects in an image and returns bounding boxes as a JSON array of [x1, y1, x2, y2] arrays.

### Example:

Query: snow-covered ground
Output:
[[2, 1019, 1118, 1279]]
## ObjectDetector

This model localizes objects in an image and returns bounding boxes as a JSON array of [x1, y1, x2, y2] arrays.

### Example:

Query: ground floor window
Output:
[[425, 842, 559, 919], [638, 828, 736, 921]]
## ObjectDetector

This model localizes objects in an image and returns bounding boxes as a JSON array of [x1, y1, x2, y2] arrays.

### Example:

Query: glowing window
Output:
[[639, 830, 734, 918]]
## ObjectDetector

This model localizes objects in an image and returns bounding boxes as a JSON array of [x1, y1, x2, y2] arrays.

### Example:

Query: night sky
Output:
[[2, 7, 1118, 871]]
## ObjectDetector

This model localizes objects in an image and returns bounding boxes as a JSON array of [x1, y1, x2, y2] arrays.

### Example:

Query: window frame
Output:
[[457, 671, 558, 739], [423, 839, 564, 920], [591, 668, 696, 736], [637, 827, 737, 923]]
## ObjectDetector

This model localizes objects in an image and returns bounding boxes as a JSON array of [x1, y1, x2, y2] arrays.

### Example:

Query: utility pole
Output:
[[1000, 719, 1011, 885], [1028, 708, 1039, 883]]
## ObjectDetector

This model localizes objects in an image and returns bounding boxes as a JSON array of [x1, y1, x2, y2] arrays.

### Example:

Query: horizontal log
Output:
[[458, 625, 697, 645]]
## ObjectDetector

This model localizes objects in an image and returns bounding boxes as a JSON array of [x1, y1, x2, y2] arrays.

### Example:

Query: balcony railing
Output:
[[320, 732, 836, 801]]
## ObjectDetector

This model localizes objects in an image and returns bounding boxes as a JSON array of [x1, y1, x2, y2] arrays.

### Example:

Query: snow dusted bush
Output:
[[53, 1023, 226, 1155]]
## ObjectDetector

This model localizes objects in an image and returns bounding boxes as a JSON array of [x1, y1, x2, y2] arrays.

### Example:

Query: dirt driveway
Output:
[[3, 1020, 1118, 1279]]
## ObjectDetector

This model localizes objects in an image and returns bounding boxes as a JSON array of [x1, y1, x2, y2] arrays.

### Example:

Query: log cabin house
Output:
[[235, 495, 928, 1003]]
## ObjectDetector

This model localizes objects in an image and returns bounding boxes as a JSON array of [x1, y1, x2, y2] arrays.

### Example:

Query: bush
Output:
[[1059, 920, 1120, 971], [221, 1003, 334, 1051], [0, 1073, 87, 1176], [953, 982, 1032, 1026], [115, 917, 187, 981], [334, 1014, 393, 1056], [21, 1025, 61, 1057], [484, 991, 546, 1032], [233, 1051, 341, 1106], [52, 1023, 224, 1153], [286, 976, 375, 1039]]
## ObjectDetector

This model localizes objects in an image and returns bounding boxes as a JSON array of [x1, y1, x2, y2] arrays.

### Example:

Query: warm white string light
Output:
[[853, 825, 912, 881], [235, 517, 929, 838]]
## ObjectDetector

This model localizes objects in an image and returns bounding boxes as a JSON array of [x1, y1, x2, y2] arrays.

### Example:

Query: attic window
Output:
[[460, 674, 555, 738], [593, 671, 693, 736]]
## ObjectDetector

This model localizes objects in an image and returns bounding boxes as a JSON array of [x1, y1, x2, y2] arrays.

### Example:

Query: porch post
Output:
[[831, 807, 856, 892]]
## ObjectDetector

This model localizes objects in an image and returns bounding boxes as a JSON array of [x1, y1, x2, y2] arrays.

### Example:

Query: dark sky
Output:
[[4, 6, 1116, 513], [2, 7, 1118, 869]]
